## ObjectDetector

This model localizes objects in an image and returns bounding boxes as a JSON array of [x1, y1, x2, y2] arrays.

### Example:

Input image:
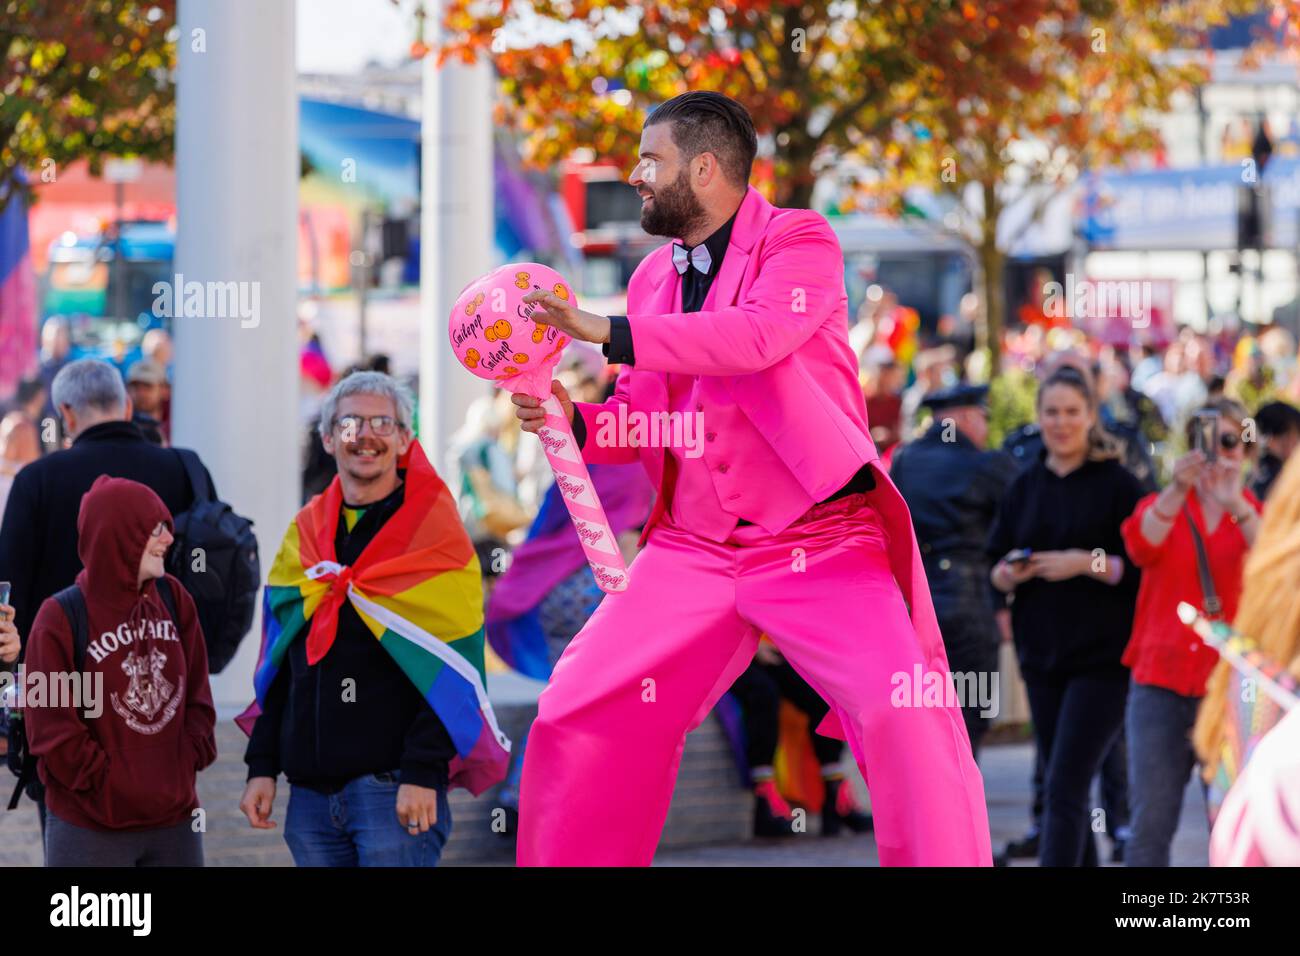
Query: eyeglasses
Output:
[[149, 522, 169, 538], [1219, 432, 1241, 451], [333, 415, 400, 438]]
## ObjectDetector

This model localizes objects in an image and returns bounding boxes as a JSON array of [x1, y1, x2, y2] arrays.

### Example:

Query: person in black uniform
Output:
[[891, 383, 1018, 760]]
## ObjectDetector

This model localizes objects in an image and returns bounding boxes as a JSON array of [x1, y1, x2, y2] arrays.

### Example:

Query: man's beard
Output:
[[640, 174, 708, 239]]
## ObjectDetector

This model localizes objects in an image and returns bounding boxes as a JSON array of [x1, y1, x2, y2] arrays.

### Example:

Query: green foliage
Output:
[[987, 367, 1038, 448], [0, 0, 176, 212]]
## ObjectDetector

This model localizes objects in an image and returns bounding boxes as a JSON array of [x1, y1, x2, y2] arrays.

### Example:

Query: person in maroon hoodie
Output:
[[25, 475, 216, 866]]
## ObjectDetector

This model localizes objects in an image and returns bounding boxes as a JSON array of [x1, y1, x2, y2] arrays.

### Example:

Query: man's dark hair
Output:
[[645, 91, 758, 187], [1254, 400, 1300, 438]]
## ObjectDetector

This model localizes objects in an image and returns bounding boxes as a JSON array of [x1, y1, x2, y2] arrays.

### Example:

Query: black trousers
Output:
[[728, 660, 843, 770], [1024, 669, 1129, 867], [1029, 714, 1131, 839]]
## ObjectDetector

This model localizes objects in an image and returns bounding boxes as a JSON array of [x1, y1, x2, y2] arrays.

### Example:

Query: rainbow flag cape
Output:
[[236, 440, 509, 795]]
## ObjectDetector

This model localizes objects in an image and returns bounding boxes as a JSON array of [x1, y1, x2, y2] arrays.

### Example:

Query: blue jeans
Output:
[[1125, 680, 1202, 867], [284, 772, 452, 867]]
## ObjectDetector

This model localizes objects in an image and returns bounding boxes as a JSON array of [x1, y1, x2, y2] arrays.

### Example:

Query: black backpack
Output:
[[6, 580, 179, 809], [166, 449, 260, 673]]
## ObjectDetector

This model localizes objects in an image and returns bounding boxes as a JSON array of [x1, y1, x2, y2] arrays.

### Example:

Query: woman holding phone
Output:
[[988, 366, 1145, 866], [1120, 398, 1259, 867]]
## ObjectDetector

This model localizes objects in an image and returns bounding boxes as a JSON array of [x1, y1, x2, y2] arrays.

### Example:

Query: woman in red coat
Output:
[[1120, 398, 1260, 866]]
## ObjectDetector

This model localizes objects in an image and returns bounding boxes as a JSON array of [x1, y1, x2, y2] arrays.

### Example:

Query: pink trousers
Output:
[[516, 495, 992, 866]]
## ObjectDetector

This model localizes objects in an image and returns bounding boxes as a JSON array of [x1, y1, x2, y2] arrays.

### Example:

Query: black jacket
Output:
[[891, 423, 1018, 656], [244, 483, 456, 793], [0, 419, 213, 643], [987, 454, 1143, 678]]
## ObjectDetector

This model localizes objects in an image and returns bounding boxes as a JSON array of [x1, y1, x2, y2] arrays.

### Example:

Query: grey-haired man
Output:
[[0, 358, 215, 646]]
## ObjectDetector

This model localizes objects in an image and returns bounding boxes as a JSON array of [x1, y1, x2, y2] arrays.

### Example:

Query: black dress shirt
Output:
[[986, 452, 1144, 678]]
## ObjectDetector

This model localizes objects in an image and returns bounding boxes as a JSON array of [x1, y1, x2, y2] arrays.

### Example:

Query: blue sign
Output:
[[1081, 158, 1300, 251]]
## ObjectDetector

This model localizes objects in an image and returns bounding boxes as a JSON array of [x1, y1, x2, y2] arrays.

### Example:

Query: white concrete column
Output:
[[173, 0, 299, 710], [420, 20, 494, 477]]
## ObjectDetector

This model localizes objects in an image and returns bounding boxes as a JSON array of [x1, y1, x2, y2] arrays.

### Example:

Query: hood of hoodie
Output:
[[76, 474, 173, 610]]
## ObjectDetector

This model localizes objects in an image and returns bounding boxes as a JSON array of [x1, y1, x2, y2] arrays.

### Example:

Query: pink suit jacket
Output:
[[573, 186, 951, 739]]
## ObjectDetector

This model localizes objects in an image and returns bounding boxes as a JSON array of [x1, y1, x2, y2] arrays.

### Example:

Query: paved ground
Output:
[[1, 736, 1210, 867], [654, 741, 1211, 866]]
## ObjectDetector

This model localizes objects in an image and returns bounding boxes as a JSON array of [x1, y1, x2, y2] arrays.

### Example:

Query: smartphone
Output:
[[1004, 548, 1033, 566], [1193, 410, 1220, 464], [0, 581, 12, 701]]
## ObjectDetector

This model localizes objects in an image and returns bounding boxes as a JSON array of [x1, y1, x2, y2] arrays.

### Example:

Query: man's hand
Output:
[[512, 379, 575, 435], [521, 289, 612, 345], [396, 782, 439, 835], [0, 604, 19, 664], [240, 777, 278, 829]]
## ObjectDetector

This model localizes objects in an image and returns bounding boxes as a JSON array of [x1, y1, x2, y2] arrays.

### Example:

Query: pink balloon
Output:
[[449, 262, 576, 400], [447, 262, 630, 593]]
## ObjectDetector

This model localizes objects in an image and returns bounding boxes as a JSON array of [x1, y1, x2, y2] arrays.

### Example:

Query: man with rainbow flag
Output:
[[237, 372, 507, 866]]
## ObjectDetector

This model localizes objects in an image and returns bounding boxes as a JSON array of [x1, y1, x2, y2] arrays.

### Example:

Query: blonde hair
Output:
[[1193, 451, 1300, 776]]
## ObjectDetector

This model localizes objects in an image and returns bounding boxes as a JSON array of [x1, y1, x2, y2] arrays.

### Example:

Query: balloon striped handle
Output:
[[536, 395, 629, 593]]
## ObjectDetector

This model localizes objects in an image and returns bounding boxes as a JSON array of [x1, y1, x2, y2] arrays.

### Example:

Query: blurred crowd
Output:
[[5, 277, 1300, 868], [0, 318, 176, 521], [852, 283, 1300, 491], [851, 281, 1300, 867]]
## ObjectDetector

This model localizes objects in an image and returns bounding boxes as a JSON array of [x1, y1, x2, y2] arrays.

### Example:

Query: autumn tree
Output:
[[0, 0, 176, 213], [432, 0, 1053, 209], [875, 0, 1256, 372]]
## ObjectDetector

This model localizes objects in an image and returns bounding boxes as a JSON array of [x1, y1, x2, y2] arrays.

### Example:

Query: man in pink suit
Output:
[[512, 91, 990, 866]]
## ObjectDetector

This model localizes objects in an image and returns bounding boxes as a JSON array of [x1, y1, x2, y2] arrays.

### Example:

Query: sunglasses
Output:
[[1219, 432, 1241, 451]]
